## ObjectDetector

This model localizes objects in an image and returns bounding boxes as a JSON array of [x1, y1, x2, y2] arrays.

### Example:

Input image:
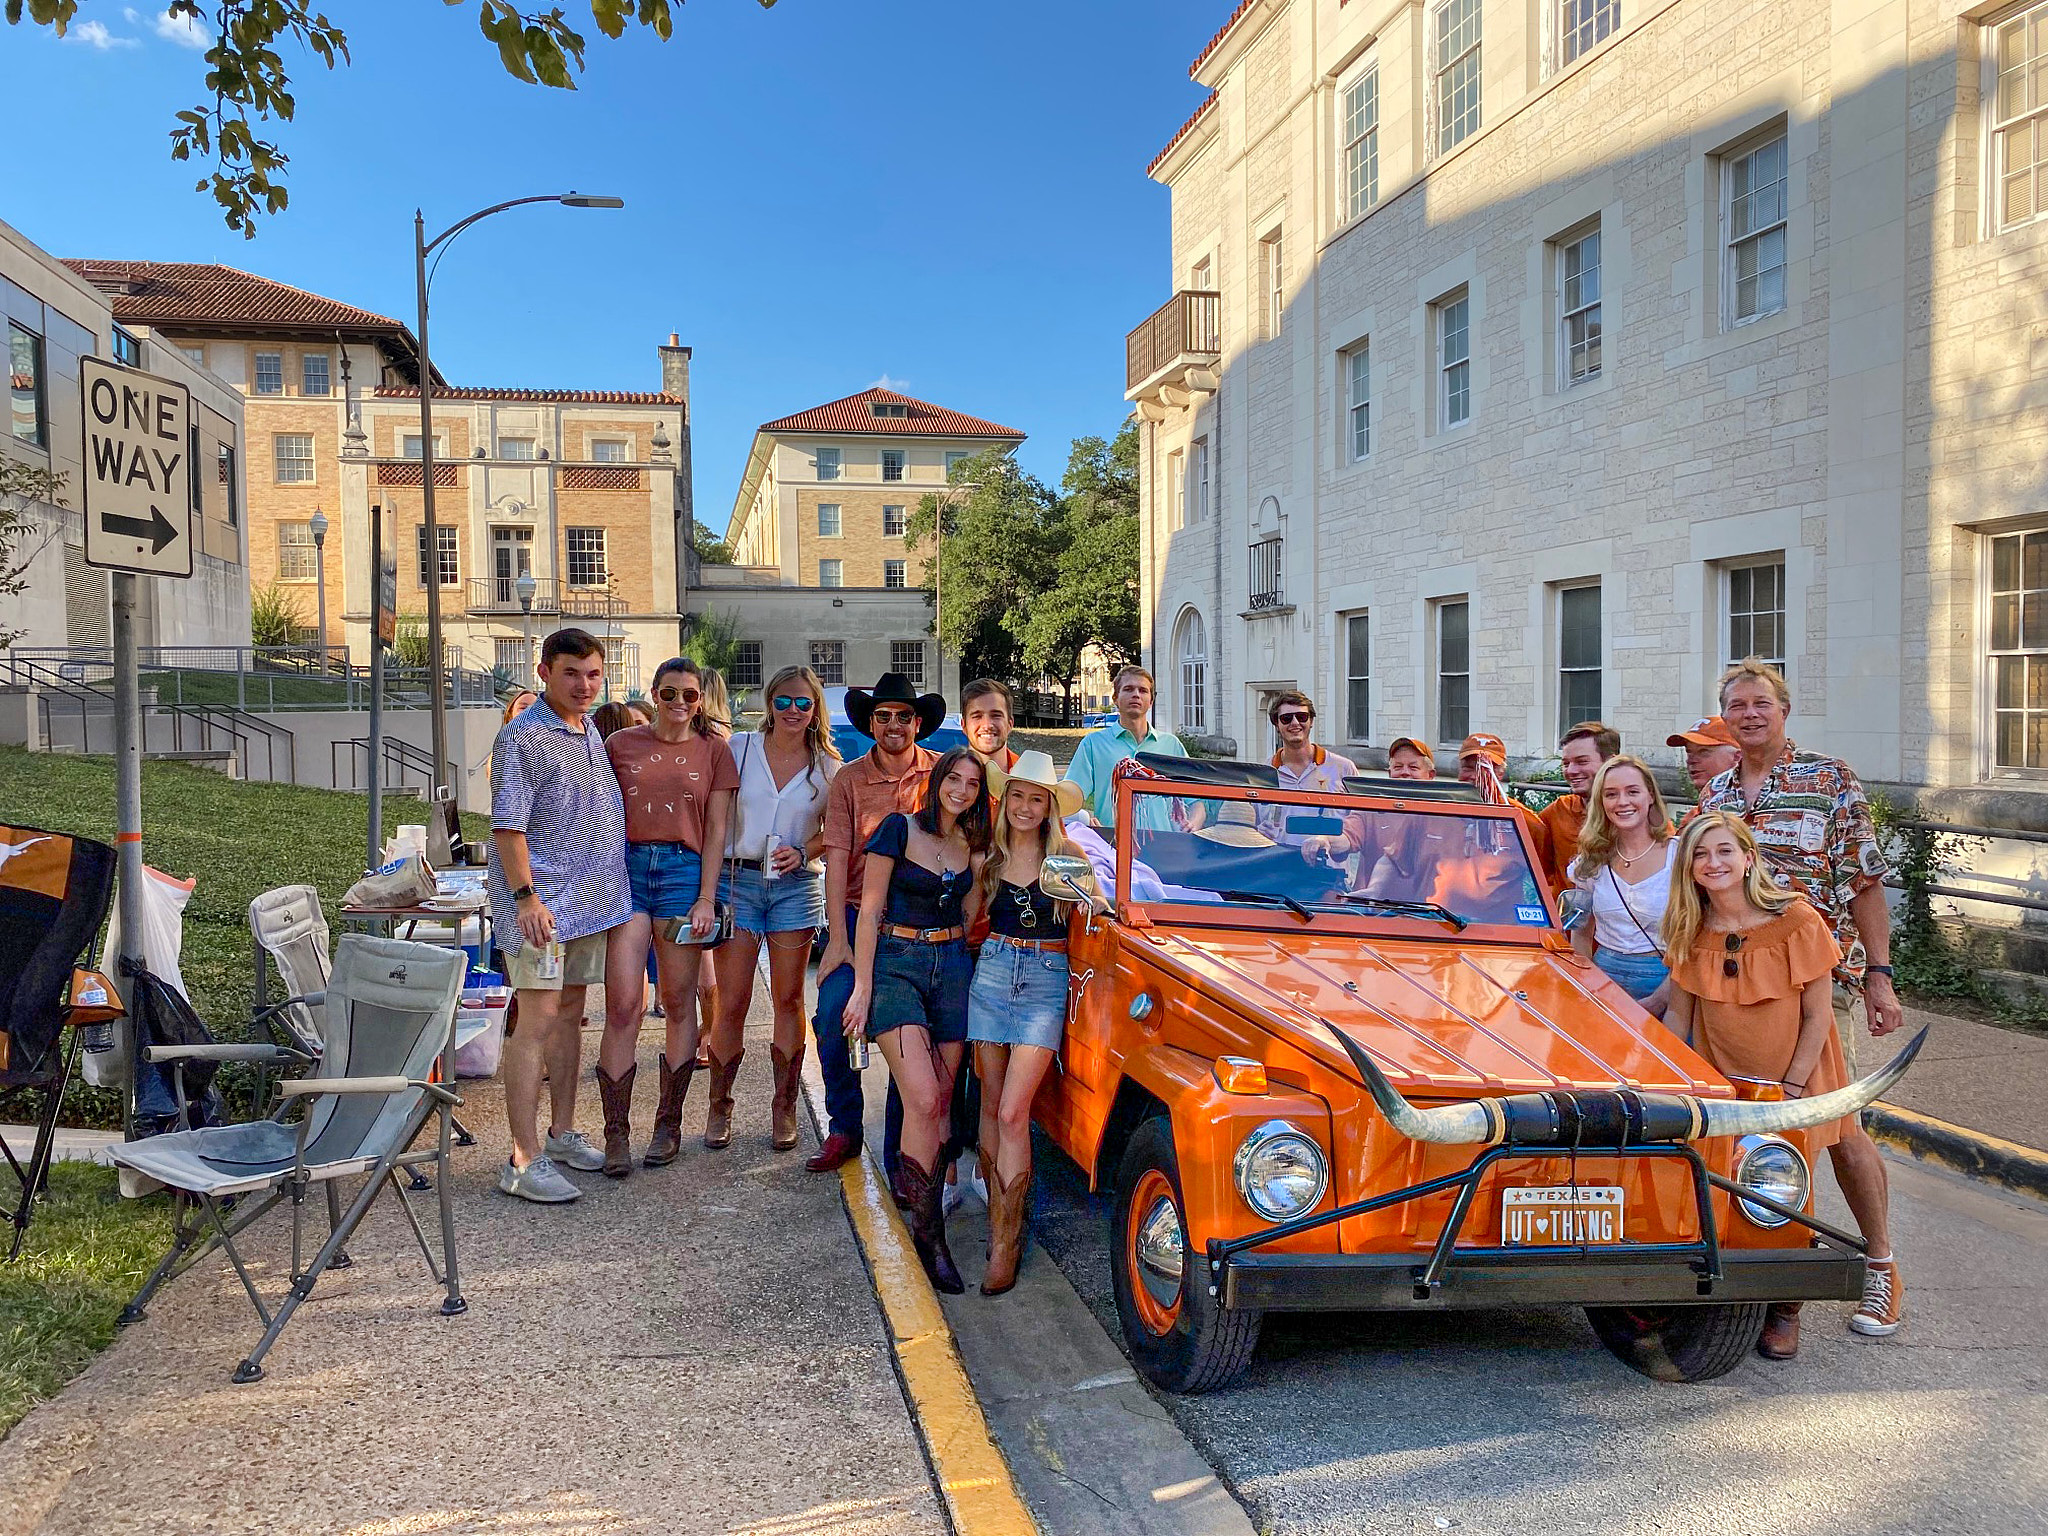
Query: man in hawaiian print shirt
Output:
[[1698, 656, 1905, 1348]]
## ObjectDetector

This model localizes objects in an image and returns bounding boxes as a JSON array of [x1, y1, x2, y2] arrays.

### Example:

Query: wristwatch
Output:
[[511, 884, 535, 902], [1865, 964, 1894, 977]]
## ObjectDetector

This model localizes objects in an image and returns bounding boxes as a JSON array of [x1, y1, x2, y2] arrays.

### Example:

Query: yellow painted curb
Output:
[[803, 1074, 1039, 1536]]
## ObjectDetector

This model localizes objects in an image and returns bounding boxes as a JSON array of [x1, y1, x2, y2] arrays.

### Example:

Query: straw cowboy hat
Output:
[[985, 750, 1086, 818], [846, 671, 947, 740]]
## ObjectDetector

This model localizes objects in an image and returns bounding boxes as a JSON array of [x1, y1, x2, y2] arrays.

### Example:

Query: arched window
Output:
[[1174, 608, 1208, 734]]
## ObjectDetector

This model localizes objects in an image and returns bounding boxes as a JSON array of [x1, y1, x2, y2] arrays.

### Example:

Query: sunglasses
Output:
[[771, 695, 816, 713], [1723, 932, 1744, 979], [870, 708, 917, 726], [656, 686, 701, 705], [1276, 711, 1313, 725]]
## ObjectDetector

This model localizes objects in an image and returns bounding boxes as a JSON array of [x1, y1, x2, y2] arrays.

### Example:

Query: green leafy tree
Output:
[[905, 449, 1060, 687], [692, 518, 734, 566], [680, 606, 743, 675], [6, 0, 777, 235], [0, 457, 66, 649], [1016, 423, 1140, 719], [248, 580, 308, 648]]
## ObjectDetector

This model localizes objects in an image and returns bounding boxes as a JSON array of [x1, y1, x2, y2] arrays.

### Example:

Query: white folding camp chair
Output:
[[109, 935, 468, 1383]]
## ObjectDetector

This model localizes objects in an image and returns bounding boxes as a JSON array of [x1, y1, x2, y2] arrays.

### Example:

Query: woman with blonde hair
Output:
[[1568, 755, 1677, 1009], [708, 665, 842, 1150], [1661, 810, 1868, 1361]]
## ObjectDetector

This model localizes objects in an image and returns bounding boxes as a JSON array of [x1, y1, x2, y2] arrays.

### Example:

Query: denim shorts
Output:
[[626, 842, 703, 920], [967, 937, 1070, 1050], [869, 934, 972, 1045], [1595, 944, 1670, 1003], [718, 864, 825, 936]]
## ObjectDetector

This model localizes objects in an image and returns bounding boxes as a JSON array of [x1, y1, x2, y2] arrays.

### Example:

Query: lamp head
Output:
[[559, 193, 625, 209], [309, 508, 329, 543], [514, 571, 537, 605]]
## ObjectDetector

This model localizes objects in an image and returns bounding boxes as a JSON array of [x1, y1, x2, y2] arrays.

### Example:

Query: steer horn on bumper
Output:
[[1329, 1026, 1928, 1147]]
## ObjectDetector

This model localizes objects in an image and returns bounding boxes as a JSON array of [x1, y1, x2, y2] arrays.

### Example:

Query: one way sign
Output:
[[80, 356, 194, 578]]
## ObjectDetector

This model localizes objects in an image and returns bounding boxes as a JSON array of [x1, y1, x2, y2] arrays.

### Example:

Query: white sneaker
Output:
[[544, 1128, 607, 1172], [499, 1156, 582, 1203]]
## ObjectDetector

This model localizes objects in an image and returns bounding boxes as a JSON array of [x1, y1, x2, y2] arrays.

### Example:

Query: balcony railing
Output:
[[466, 576, 625, 618], [1248, 536, 1285, 612], [1126, 290, 1221, 394]]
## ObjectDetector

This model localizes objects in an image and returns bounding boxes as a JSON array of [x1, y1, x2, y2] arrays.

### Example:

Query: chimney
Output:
[[659, 333, 691, 404]]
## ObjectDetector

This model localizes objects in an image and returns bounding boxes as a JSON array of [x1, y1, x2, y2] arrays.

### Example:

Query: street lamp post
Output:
[[413, 190, 623, 792], [515, 569, 537, 682], [308, 506, 329, 673]]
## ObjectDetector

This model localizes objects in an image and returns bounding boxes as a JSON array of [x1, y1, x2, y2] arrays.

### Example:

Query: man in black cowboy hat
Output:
[[806, 671, 947, 1171]]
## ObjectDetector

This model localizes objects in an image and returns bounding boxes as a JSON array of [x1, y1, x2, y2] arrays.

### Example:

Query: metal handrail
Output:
[[4, 654, 297, 783], [330, 735, 442, 796]]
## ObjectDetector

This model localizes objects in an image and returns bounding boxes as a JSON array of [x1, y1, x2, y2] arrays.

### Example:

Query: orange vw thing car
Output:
[[1035, 755, 1923, 1393]]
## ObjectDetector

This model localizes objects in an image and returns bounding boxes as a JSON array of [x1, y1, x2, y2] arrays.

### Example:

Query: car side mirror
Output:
[[1558, 887, 1592, 932], [1041, 853, 1105, 917]]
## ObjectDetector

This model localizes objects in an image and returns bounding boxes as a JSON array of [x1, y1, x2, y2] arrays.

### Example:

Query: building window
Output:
[[881, 449, 905, 482], [218, 443, 237, 525], [277, 522, 318, 582], [820, 559, 844, 587], [274, 433, 315, 484], [416, 524, 459, 588], [7, 323, 45, 447], [495, 637, 530, 677], [253, 352, 283, 395], [1435, 598, 1470, 743], [1436, 291, 1472, 429], [1990, 530, 2048, 771], [817, 503, 842, 538], [1560, 227, 1603, 385], [177, 342, 205, 366], [731, 641, 763, 689], [566, 528, 607, 588], [401, 433, 446, 460], [810, 640, 845, 685], [590, 438, 630, 463], [112, 326, 142, 367], [1993, 3, 2048, 229], [301, 353, 331, 396], [1727, 559, 1787, 669], [944, 450, 970, 475], [816, 447, 842, 481], [1249, 534, 1285, 611], [1261, 228, 1285, 339], [1344, 613, 1371, 743], [1174, 609, 1208, 734], [1557, 583, 1603, 730], [884, 558, 907, 588], [883, 504, 907, 537], [1725, 132, 1789, 325], [1560, 0, 1619, 66], [1191, 437, 1210, 523], [892, 640, 926, 685], [1167, 448, 1186, 531], [1344, 342, 1371, 461], [1341, 67, 1380, 222], [1434, 0, 1483, 154], [498, 437, 536, 460]]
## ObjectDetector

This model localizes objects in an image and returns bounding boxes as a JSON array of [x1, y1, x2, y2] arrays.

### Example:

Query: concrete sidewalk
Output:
[[0, 995, 948, 1536], [1878, 1004, 2046, 1155]]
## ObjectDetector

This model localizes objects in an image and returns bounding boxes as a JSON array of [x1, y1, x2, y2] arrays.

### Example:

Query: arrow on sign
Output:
[[101, 506, 180, 554]]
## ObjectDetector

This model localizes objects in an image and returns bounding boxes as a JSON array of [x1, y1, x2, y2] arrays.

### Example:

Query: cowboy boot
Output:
[[1758, 1302, 1802, 1360], [981, 1150, 1031, 1297], [595, 1063, 636, 1179], [703, 1048, 745, 1149], [642, 1053, 695, 1168], [899, 1152, 964, 1294], [770, 1043, 806, 1152]]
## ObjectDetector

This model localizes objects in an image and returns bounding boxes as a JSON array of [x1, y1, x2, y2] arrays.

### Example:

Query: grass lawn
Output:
[[0, 1161, 172, 1438], [141, 668, 356, 711]]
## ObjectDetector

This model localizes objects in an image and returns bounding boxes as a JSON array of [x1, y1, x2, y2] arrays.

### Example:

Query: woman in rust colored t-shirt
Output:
[[595, 657, 740, 1177]]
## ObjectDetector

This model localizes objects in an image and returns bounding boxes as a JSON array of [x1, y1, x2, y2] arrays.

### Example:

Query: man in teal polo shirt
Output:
[[1066, 665, 1187, 828]]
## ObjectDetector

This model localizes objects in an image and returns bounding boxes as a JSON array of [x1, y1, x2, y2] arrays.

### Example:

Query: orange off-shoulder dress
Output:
[[1670, 902, 1852, 1149]]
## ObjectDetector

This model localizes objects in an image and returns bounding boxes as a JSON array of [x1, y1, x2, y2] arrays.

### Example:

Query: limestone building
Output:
[[1130, 0, 2048, 799]]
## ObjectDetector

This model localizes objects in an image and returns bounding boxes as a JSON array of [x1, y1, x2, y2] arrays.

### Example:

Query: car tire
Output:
[[1109, 1116, 1263, 1394], [1584, 1302, 1769, 1383]]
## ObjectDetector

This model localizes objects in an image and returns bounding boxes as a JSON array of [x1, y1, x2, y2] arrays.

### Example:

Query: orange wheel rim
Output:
[[1126, 1167, 1185, 1336]]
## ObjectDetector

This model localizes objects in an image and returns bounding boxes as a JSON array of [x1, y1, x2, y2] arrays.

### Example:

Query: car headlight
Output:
[[1233, 1120, 1329, 1222], [1734, 1134, 1810, 1228]]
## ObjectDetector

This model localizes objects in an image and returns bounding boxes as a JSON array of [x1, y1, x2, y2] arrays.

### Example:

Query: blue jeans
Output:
[[1595, 945, 1669, 1003], [811, 912, 864, 1145]]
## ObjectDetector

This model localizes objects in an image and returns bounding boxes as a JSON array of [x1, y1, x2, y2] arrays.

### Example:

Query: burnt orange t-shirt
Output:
[[1538, 794, 1584, 888], [606, 726, 740, 850], [823, 747, 938, 908]]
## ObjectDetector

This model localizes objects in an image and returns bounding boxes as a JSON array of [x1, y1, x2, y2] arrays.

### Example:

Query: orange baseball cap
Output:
[[1666, 716, 1738, 749], [1459, 732, 1508, 766], [1386, 736, 1435, 763]]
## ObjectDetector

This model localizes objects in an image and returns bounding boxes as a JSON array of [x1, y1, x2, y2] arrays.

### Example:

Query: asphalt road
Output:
[[1029, 1142, 2048, 1536]]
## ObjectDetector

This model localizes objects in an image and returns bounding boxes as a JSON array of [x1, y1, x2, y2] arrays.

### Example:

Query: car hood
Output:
[[1144, 928, 1730, 1099]]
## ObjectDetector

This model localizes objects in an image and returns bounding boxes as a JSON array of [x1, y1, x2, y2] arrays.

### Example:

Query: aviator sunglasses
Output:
[[870, 707, 917, 726], [656, 685, 702, 705], [1276, 710, 1313, 726], [772, 694, 816, 713]]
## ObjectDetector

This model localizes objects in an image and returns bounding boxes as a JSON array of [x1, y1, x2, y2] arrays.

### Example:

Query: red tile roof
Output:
[[1148, 93, 1220, 178], [1189, 0, 1261, 76], [376, 385, 683, 407], [62, 259, 409, 335], [760, 388, 1024, 440]]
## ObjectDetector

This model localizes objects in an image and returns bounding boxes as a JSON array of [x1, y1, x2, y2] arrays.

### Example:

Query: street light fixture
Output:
[[413, 190, 624, 793], [515, 569, 538, 681], [308, 506, 329, 673]]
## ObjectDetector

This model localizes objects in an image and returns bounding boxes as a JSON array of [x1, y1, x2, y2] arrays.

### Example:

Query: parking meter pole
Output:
[[366, 506, 386, 873], [110, 571, 144, 1143]]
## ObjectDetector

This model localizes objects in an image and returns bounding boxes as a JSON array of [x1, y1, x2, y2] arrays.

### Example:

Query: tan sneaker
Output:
[[1850, 1257, 1903, 1336]]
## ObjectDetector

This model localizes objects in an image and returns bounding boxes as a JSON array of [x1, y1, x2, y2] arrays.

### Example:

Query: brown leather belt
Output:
[[882, 923, 965, 943], [984, 933, 1068, 952]]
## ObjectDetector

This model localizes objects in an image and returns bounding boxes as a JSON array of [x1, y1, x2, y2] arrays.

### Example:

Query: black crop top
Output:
[[989, 878, 1061, 938], [864, 813, 972, 930]]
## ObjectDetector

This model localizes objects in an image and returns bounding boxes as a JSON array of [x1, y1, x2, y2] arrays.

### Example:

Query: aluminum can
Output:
[[534, 939, 563, 981], [849, 1032, 870, 1071], [762, 832, 783, 881]]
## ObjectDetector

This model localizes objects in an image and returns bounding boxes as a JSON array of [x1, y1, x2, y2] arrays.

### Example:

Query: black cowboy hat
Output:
[[847, 672, 947, 741]]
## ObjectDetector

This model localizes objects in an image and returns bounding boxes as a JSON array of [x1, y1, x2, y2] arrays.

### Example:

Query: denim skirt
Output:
[[1595, 944, 1670, 1003], [719, 864, 825, 935], [870, 934, 973, 1044], [626, 842, 702, 920], [966, 937, 1070, 1051]]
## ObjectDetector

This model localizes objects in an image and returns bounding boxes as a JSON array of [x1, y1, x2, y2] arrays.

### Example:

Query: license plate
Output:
[[1501, 1185, 1624, 1246]]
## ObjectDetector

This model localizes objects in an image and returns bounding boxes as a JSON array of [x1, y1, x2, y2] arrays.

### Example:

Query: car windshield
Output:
[[1120, 783, 1552, 931]]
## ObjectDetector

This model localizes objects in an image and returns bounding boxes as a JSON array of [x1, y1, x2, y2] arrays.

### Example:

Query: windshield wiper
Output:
[[1219, 888, 1314, 923], [1324, 894, 1469, 930]]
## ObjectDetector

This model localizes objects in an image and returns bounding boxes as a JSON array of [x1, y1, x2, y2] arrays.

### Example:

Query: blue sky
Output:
[[6, 1, 1222, 531]]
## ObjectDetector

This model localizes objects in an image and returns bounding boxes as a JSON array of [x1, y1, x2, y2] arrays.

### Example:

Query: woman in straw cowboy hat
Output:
[[967, 752, 1094, 1296]]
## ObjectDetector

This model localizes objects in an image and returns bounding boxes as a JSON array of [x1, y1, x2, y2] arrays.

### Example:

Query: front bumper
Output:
[[1220, 1246, 1866, 1312]]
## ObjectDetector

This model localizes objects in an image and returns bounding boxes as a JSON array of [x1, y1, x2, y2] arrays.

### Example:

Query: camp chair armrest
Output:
[[143, 1042, 306, 1065], [276, 1076, 462, 1106]]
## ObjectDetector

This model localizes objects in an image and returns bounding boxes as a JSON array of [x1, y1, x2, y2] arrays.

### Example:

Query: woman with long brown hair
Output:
[[708, 665, 841, 1149], [1568, 755, 1677, 1010]]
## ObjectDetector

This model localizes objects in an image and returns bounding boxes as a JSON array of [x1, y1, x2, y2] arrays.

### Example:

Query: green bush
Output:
[[248, 581, 307, 648]]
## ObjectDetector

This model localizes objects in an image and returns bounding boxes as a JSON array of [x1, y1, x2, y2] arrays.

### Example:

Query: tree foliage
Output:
[[248, 580, 309, 648], [692, 518, 733, 566], [7, 0, 776, 235], [0, 456, 67, 649], [680, 605, 743, 678]]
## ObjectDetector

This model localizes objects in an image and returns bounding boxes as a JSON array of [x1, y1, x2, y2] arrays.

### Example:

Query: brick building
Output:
[[1129, 0, 2048, 798], [67, 260, 690, 695]]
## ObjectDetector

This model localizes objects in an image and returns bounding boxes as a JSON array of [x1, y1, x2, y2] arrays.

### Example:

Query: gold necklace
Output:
[[1617, 838, 1654, 868]]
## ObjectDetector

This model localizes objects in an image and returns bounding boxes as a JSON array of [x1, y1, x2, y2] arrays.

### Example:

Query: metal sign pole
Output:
[[110, 571, 144, 1142], [367, 505, 385, 873]]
